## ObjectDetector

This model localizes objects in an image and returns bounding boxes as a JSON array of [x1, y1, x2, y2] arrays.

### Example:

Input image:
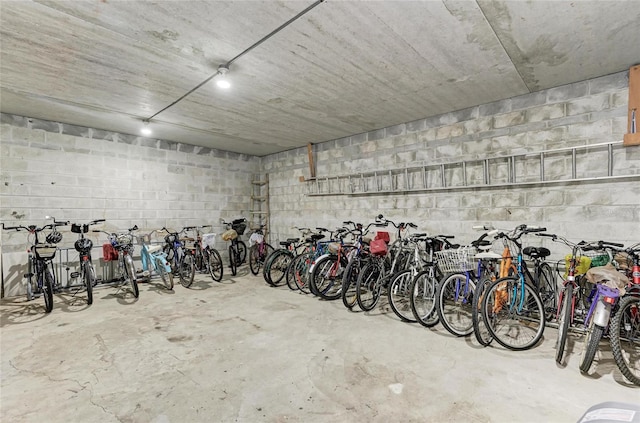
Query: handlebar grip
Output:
[[94, 219, 106, 223], [602, 241, 625, 248], [526, 227, 547, 233], [408, 223, 418, 228], [488, 229, 500, 237], [472, 225, 494, 231], [316, 227, 329, 232], [536, 233, 556, 238]]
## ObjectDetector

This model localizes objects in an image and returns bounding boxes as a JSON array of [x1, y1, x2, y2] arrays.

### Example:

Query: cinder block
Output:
[[511, 91, 547, 110], [493, 111, 525, 129], [525, 104, 565, 123], [547, 81, 589, 103], [589, 71, 628, 94], [566, 93, 610, 116]]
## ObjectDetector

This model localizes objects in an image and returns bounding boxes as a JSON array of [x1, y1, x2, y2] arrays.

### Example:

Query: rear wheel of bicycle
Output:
[[289, 253, 313, 293], [437, 273, 475, 337], [482, 277, 545, 350], [537, 262, 557, 322], [342, 258, 363, 310], [84, 264, 95, 305], [410, 269, 440, 327], [388, 270, 417, 322], [580, 321, 604, 374], [229, 245, 238, 276], [555, 284, 573, 365], [124, 255, 139, 298], [356, 262, 382, 312], [472, 276, 493, 346], [609, 295, 640, 386], [179, 253, 196, 288], [43, 267, 54, 313], [207, 248, 224, 282], [157, 258, 174, 290]]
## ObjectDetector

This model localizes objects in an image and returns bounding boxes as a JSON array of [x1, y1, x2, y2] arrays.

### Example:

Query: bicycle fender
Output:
[[309, 253, 332, 274], [156, 255, 172, 273]]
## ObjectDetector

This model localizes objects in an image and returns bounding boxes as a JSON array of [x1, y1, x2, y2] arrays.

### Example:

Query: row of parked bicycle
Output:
[[1, 216, 262, 309], [249, 215, 639, 387]]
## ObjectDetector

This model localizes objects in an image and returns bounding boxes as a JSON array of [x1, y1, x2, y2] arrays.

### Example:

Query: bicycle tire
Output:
[[264, 249, 292, 286], [194, 244, 204, 272], [290, 253, 313, 293], [472, 276, 493, 346], [179, 253, 196, 288], [229, 245, 237, 276], [356, 262, 382, 312], [311, 255, 346, 300], [580, 321, 604, 374], [43, 266, 54, 313], [125, 255, 139, 298], [207, 248, 224, 282], [84, 263, 94, 305], [388, 270, 417, 322], [482, 277, 545, 350], [437, 273, 475, 337], [341, 258, 362, 310], [555, 284, 573, 365], [237, 240, 247, 264], [249, 245, 260, 275], [158, 257, 174, 290], [609, 295, 640, 386], [410, 269, 440, 327], [537, 262, 557, 322]]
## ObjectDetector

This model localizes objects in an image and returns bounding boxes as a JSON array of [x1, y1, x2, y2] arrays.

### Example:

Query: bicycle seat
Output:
[[475, 251, 502, 260], [287, 237, 299, 243], [280, 240, 294, 247], [147, 244, 163, 254], [310, 234, 325, 241], [523, 246, 551, 259]]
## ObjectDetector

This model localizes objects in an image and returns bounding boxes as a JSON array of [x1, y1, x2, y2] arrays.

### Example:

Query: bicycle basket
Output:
[[232, 223, 247, 235], [221, 229, 238, 241], [116, 233, 133, 246], [579, 249, 609, 268], [202, 233, 217, 249], [374, 231, 390, 243], [435, 246, 478, 273], [33, 245, 57, 260], [370, 239, 388, 256], [249, 232, 264, 247]]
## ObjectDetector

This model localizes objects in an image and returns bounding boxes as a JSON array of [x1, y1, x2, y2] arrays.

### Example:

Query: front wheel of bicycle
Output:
[[609, 295, 640, 386], [237, 240, 247, 264], [157, 257, 174, 290], [229, 245, 238, 276], [410, 269, 440, 327], [537, 262, 557, 322], [43, 267, 54, 313], [311, 255, 346, 300], [388, 270, 417, 322], [437, 273, 475, 337], [179, 253, 196, 288], [356, 262, 382, 312], [124, 255, 139, 298], [342, 258, 363, 310], [482, 277, 545, 350], [84, 263, 95, 305], [264, 249, 292, 287], [207, 248, 224, 282], [555, 284, 573, 365], [580, 321, 605, 374], [289, 253, 313, 294], [472, 276, 493, 346]]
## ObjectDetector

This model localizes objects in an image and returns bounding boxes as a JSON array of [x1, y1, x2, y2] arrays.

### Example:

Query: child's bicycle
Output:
[[221, 218, 248, 276], [136, 229, 174, 290], [248, 224, 275, 276]]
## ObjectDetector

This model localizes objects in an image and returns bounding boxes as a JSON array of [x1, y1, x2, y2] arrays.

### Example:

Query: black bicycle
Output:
[[69, 219, 105, 305], [221, 218, 248, 276], [2, 219, 67, 313]]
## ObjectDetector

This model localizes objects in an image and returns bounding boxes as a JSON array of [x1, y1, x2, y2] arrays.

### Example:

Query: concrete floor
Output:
[[1, 267, 638, 423]]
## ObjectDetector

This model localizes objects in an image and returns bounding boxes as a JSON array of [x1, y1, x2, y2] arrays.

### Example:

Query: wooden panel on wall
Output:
[[623, 64, 640, 146]]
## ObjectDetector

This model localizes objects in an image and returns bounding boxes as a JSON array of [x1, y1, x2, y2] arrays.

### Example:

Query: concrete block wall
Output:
[[262, 71, 640, 259], [1, 114, 259, 296]]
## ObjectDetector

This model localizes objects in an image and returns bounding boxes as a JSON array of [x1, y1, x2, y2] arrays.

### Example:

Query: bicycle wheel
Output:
[[179, 252, 196, 288], [265, 250, 292, 287], [208, 248, 224, 282], [555, 284, 573, 365], [124, 254, 139, 298], [388, 270, 417, 322], [157, 257, 174, 290], [43, 266, 54, 313], [609, 295, 640, 386], [229, 245, 237, 276], [437, 273, 475, 337], [311, 255, 346, 300], [249, 245, 260, 275], [537, 262, 557, 322], [84, 263, 95, 305], [356, 262, 382, 312], [237, 240, 247, 264], [472, 276, 493, 346], [482, 277, 545, 350], [194, 244, 205, 272], [342, 258, 363, 309], [410, 269, 440, 327], [290, 253, 313, 294], [580, 320, 605, 374]]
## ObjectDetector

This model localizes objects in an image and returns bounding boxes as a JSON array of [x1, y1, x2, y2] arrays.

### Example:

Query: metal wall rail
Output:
[[305, 141, 639, 197]]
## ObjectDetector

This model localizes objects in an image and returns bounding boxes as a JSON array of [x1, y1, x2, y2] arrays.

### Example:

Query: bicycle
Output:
[[309, 226, 357, 300], [188, 225, 212, 273], [341, 221, 376, 310], [161, 227, 196, 287], [220, 218, 248, 276], [2, 219, 66, 312], [262, 226, 310, 287], [136, 229, 174, 290], [479, 224, 548, 350], [285, 230, 328, 293], [184, 225, 223, 283], [95, 226, 140, 298], [68, 219, 106, 304], [248, 224, 275, 276], [609, 243, 640, 385]]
